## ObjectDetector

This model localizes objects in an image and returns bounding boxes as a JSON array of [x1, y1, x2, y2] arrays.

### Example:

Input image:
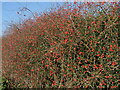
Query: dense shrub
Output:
[[2, 2, 120, 88]]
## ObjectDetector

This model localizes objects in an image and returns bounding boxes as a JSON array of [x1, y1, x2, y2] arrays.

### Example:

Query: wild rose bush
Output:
[[2, 2, 120, 88]]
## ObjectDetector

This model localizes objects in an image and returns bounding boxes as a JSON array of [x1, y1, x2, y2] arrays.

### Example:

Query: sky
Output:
[[1, 2, 64, 36]]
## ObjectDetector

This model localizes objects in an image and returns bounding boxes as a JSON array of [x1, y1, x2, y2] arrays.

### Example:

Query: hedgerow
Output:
[[2, 2, 120, 88]]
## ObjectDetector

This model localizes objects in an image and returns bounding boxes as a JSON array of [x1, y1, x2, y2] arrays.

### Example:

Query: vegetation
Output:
[[2, 2, 120, 88]]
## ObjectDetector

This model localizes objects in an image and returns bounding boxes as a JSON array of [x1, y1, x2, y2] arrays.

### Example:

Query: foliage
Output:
[[2, 2, 120, 88], [0, 76, 9, 89]]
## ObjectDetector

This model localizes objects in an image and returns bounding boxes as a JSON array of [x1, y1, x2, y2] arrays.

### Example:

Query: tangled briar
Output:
[[2, 2, 119, 88]]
